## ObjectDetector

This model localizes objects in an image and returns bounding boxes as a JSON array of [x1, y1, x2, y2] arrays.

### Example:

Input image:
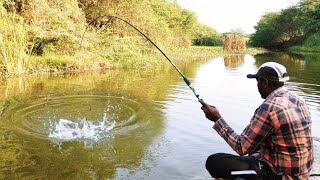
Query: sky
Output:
[[176, 0, 300, 34]]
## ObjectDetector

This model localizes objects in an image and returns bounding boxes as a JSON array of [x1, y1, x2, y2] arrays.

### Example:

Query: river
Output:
[[0, 52, 319, 179]]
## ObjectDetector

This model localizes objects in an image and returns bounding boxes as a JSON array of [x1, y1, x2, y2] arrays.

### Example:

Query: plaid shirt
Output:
[[213, 86, 313, 179]]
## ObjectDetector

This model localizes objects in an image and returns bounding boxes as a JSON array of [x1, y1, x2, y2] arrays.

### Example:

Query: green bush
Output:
[[192, 37, 223, 46], [290, 33, 320, 52]]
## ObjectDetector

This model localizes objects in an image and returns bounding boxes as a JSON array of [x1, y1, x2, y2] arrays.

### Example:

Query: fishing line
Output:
[[81, 15, 202, 102]]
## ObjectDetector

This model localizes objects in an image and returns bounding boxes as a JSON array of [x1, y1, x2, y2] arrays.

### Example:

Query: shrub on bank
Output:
[[290, 33, 320, 53], [193, 37, 223, 46]]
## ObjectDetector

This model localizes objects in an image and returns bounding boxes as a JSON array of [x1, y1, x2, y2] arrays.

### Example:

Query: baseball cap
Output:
[[247, 62, 289, 82]]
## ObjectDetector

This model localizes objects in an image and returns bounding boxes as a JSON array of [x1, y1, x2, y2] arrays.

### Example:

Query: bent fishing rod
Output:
[[81, 15, 204, 103]]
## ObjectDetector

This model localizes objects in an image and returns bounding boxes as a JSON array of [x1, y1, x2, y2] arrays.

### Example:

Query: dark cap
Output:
[[247, 62, 289, 82]]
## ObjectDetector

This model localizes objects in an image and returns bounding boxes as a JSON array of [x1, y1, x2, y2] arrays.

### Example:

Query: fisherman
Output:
[[200, 62, 313, 179]]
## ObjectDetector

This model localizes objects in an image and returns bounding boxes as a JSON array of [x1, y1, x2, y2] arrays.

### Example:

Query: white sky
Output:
[[176, 0, 300, 34]]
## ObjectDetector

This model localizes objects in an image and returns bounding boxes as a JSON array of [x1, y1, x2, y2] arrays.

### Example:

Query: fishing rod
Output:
[[81, 15, 203, 102]]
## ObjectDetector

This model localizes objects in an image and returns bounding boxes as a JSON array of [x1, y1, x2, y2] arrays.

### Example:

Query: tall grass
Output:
[[290, 33, 320, 53], [0, 2, 30, 75]]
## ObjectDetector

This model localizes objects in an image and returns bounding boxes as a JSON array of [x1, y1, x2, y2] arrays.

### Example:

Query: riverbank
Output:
[[289, 33, 320, 54], [1, 46, 266, 77], [0, 0, 227, 78]]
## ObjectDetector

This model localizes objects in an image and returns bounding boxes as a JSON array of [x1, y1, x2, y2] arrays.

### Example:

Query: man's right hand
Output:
[[199, 99, 222, 122]]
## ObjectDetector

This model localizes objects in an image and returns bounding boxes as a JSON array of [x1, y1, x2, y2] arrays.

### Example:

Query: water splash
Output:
[[48, 113, 115, 144]]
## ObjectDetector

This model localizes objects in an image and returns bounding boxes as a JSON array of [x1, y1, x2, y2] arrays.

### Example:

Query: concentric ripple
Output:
[[2, 95, 141, 143]]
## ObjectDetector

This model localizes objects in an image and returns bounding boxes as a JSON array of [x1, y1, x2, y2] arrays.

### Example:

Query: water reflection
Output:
[[0, 68, 180, 179], [224, 55, 245, 69]]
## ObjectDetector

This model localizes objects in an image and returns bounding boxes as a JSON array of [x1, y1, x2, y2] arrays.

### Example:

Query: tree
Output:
[[250, 0, 320, 50], [249, 12, 282, 48], [299, 0, 320, 36]]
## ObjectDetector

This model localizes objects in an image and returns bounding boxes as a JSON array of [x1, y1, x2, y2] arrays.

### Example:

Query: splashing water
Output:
[[48, 113, 116, 143]]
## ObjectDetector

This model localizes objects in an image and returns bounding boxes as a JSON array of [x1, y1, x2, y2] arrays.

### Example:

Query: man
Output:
[[200, 62, 313, 180]]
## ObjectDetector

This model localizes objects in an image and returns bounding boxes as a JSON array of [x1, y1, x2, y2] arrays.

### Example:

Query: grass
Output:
[[4, 28, 267, 76], [0, 6, 30, 75], [24, 45, 265, 75], [0, 1, 266, 77], [167, 46, 266, 61], [289, 33, 320, 53]]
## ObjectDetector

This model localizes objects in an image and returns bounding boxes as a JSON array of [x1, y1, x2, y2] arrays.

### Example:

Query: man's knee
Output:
[[206, 153, 221, 166], [206, 153, 226, 164], [206, 153, 225, 176]]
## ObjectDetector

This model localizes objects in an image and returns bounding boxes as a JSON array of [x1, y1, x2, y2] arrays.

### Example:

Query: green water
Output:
[[0, 53, 319, 179]]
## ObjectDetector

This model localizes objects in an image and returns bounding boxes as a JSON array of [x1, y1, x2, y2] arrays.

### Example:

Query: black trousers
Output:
[[205, 153, 282, 180]]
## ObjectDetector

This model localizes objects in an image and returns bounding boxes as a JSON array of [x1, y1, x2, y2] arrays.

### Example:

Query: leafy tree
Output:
[[190, 23, 223, 46], [250, 7, 304, 49], [299, 0, 320, 36], [249, 12, 282, 48], [250, 0, 320, 50], [276, 6, 305, 46]]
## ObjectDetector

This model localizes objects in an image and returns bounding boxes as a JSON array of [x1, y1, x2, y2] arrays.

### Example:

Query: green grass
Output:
[[11, 41, 268, 75], [0, 7, 30, 75], [289, 33, 320, 53], [167, 46, 266, 61]]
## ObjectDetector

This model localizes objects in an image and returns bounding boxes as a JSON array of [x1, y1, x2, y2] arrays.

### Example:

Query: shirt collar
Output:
[[265, 86, 288, 100]]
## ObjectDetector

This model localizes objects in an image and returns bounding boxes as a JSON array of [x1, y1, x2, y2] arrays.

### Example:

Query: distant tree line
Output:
[[249, 0, 320, 51]]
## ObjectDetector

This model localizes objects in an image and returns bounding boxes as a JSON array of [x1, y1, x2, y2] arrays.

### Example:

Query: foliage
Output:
[[250, 0, 320, 51], [0, 0, 226, 76], [190, 23, 223, 46], [249, 8, 304, 49], [78, 0, 200, 47], [0, 1, 30, 75], [299, 0, 320, 36], [249, 12, 281, 48], [289, 32, 320, 52], [27, 0, 86, 55], [277, 6, 305, 45], [192, 37, 223, 46]]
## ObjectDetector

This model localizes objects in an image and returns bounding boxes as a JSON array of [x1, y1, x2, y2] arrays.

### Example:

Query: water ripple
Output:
[[1, 95, 141, 144]]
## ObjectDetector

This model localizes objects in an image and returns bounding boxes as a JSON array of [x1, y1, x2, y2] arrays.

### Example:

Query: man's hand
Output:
[[199, 99, 222, 122]]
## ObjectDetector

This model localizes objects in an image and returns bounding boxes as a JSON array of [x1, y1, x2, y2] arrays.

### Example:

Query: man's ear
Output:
[[262, 79, 269, 87]]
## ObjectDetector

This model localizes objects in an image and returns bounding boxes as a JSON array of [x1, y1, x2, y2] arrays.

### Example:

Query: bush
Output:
[[192, 37, 223, 46], [289, 33, 320, 52]]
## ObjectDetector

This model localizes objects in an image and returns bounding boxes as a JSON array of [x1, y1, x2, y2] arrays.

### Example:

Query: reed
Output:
[[223, 34, 246, 51], [0, 2, 30, 75]]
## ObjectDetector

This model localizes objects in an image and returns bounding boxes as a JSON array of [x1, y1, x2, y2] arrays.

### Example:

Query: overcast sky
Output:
[[176, 0, 300, 34]]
